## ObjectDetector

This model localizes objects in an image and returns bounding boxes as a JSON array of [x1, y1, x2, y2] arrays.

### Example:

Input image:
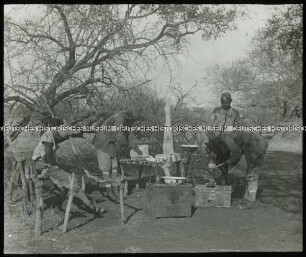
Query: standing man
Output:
[[209, 92, 242, 172], [92, 110, 142, 200]]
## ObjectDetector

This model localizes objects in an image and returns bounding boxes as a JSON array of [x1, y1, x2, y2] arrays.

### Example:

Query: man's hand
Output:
[[134, 146, 143, 155], [208, 163, 216, 169], [37, 169, 48, 179]]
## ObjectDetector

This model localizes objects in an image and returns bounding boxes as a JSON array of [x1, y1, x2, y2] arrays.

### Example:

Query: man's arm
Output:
[[209, 108, 216, 126], [233, 109, 242, 126], [128, 132, 142, 155]]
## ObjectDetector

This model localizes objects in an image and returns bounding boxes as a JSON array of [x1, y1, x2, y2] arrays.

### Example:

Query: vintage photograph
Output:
[[3, 4, 303, 253]]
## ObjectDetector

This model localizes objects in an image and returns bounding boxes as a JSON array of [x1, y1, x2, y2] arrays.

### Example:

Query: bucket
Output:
[[244, 174, 258, 202], [246, 175, 258, 191]]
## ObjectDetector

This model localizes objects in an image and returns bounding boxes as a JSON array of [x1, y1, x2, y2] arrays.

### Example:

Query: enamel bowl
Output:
[[162, 176, 186, 185]]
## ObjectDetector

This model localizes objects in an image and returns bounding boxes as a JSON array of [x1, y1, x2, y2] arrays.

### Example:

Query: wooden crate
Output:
[[145, 183, 193, 218], [194, 185, 232, 208]]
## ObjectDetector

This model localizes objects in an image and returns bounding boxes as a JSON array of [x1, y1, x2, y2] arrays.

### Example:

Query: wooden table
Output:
[[119, 158, 183, 181]]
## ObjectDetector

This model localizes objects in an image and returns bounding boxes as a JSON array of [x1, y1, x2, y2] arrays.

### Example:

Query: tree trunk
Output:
[[282, 100, 288, 118]]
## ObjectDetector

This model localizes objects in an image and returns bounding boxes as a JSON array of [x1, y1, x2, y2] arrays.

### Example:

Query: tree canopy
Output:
[[204, 5, 302, 124], [4, 4, 241, 128]]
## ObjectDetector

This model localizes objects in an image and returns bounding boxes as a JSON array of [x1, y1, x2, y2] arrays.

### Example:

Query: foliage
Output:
[[204, 5, 302, 125], [4, 4, 240, 129]]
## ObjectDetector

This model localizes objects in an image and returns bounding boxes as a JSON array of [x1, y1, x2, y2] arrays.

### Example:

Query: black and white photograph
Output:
[[3, 4, 303, 253]]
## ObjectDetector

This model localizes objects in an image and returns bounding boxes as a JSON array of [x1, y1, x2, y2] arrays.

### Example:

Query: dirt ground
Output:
[[4, 151, 303, 253]]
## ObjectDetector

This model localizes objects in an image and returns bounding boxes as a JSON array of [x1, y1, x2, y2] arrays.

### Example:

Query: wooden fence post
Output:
[[19, 161, 29, 218], [120, 164, 125, 225], [8, 161, 18, 203], [28, 163, 35, 206], [120, 180, 124, 226], [34, 179, 44, 236], [63, 172, 76, 233], [124, 181, 128, 198]]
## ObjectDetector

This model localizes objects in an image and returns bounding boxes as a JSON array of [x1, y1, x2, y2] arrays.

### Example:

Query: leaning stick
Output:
[[81, 176, 86, 191], [82, 168, 117, 183], [8, 161, 18, 203], [34, 179, 43, 236], [69, 136, 85, 197], [119, 164, 125, 225], [120, 181, 124, 225], [28, 162, 35, 206], [63, 172, 76, 233], [19, 162, 29, 218], [120, 163, 128, 198]]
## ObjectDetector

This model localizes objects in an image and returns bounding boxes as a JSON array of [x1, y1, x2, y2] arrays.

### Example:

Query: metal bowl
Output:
[[180, 144, 199, 148], [162, 176, 186, 185]]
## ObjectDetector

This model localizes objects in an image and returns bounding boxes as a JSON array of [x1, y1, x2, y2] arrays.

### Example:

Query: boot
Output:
[[93, 206, 106, 216], [111, 171, 119, 180], [105, 184, 114, 200], [104, 184, 120, 202], [111, 185, 120, 201]]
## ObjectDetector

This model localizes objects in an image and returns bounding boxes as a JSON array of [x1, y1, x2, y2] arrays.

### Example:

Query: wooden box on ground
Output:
[[194, 185, 232, 208], [145, 183, 193, 218]]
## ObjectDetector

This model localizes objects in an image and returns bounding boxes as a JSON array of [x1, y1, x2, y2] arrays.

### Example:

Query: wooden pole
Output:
[[124, 181, 128, 198], [34, 179, 43, 236], [19, 161, 29, 218], [120, 181, 124, 225], [120, 165, 124, 225], [120, 163, 128, 198], [28, 178, 34, 206], [29, 162, 35, 206], [63, 172, 76, 233], [8, 160, 18, 203], [81, 176, 85, 191]]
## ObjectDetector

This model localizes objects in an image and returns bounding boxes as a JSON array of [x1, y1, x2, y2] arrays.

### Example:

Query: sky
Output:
[[155, 5, 280, 108], [4, 4, 285, 109]]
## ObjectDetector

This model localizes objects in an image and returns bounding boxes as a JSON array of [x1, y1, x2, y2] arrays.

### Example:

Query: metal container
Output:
[[155, 153, 181, 163], [194, 184, 232, 208], [244, 174, 258, 202], [145, 183, 193, 218]]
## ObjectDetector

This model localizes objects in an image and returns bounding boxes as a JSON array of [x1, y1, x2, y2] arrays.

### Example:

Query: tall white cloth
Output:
[[163, 101, 174, 155]]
